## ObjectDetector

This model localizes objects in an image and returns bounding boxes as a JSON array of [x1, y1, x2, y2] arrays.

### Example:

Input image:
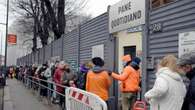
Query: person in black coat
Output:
[[38, 64, 48, 97], [178, 52, 195, 110]]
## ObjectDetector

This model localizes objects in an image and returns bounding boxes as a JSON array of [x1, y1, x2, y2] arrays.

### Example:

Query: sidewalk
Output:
[[4, 79, 54, 110], [0, 87, 3, 110]]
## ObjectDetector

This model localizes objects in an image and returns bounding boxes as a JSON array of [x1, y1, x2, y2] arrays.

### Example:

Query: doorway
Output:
[[117, 31, 142, 73], [124, 46, 136, 59]]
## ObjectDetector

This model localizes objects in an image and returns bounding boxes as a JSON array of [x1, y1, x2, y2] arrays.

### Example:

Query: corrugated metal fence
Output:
[[16, 13, 112, 73], [17, 36, 64, 66]]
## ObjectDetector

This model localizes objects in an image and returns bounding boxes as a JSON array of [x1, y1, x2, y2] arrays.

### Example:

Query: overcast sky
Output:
[[0, 0, 121, 55]]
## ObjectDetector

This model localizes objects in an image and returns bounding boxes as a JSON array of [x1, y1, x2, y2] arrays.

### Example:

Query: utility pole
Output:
[[5, 0, 9, 67], [0, 30, 2, 66], [0, 31, 2, 54]]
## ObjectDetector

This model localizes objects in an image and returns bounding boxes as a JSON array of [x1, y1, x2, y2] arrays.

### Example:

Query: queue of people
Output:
[[4, 51, 195, 110]]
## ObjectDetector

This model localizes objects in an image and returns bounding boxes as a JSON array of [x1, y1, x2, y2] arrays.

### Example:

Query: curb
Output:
[[4, 85, 14, 110]]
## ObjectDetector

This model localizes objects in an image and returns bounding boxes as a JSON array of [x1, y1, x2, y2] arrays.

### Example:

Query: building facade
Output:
[[147, 0, 195, 89], [17, 0, 195, 109]]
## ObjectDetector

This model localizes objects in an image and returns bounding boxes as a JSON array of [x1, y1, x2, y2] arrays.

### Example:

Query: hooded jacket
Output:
[[112, 65, 140, 92], [77, 65, 89, 90], [86, 66, 111, 101], [145, 67, 186, 110]]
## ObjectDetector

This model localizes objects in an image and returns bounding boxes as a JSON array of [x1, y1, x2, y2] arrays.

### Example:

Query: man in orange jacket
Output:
[[86, 57, 112, 101], [109, 55, 141, 110]]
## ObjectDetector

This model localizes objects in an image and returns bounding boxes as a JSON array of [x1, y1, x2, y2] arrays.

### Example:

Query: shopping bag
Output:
[[133, 100, 147, 110]]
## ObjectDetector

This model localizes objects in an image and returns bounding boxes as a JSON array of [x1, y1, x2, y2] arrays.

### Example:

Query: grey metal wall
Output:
[[52, 37, 63, 59], [27, 54, 30, 65], [44, 44, 52, 63], [23, 55, 27, 65], [79, 13, 114, 69], [39, 48, 45, 64], [17, 13, 114, 71], [35, 51, 39, 65], [32, 53, 36, 64], [63, 29, 79, 72], [29, 54, 32, 65], [147, 0, 195, 89]]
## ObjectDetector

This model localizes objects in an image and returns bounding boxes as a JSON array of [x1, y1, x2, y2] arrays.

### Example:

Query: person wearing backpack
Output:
[[109, 55, 141, 110]]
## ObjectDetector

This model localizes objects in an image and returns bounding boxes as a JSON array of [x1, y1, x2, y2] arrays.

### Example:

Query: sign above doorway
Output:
[[109, 0, 145, 33]]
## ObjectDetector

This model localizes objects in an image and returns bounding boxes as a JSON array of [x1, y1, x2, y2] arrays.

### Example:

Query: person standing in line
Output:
[[109, 55, 141, 110], [54, 61, 65, 103], [61, 65, 77, 87], [9, 67, 15, 79], [86, 57, 112, 102], [15, 66, 20, 80], [60, 64, 77, 107], [44, 62, 54, 99], [177, 52, 195, 110], [145, 55, 186, 110], [29, 64, 37, 88], [76, 61, 93, 90], [38, 64, 48, 99], [51, 61, 59, 102]]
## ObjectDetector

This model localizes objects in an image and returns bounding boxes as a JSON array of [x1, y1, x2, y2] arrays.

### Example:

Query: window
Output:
[[151, 0, 175, 9], [124, 46, 136, 59]]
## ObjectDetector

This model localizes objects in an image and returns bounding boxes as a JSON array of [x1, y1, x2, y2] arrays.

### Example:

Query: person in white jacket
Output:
[[44, 63, 54, 98], [145, 55, 186, 110]]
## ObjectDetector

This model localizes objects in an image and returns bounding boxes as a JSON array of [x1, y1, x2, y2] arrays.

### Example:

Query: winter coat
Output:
[[145, 67, 186, 110], [111, 65, 140, 92], [76, 65, 89, 90], [182, 68, 195, 110], [86, 66, 111, 101], [54, 68, 64, 93], [44, 67, 52, 81], [62, 71, 77, 87]]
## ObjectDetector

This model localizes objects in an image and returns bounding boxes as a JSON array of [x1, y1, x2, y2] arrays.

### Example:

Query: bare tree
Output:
[[11, 0, 41, 51], [43, 0, 88, 39], [11, 0, 89, 49], [11, 0, 51, 50]]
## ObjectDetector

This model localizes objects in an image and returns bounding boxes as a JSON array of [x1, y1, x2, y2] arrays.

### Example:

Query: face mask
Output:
[[122, 62, 127, 66]]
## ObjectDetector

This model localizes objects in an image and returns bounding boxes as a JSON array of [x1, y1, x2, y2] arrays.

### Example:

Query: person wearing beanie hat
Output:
[[178, 52, 195, 110], [86, 57, 111, 102], [109, 56, 141, 110]]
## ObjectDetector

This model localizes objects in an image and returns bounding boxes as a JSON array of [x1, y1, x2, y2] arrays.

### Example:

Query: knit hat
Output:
[[178, 52, 195, 66], [92, 57, 104, 67], [122, 55, 131, 62], [131, 57, 141, 66]]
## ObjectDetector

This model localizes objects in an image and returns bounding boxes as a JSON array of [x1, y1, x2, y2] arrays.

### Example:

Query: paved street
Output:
[[4, 79, 54, 110], [0, 87, 3, 110]]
